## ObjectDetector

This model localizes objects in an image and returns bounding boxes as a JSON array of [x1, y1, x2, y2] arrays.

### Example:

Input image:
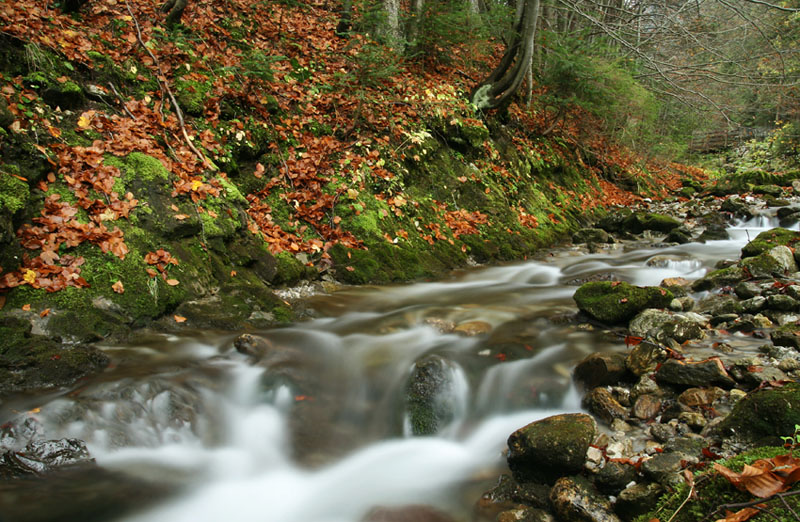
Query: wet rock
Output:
[[691, 265, 746, 291], [622, 212, 682, 234], [697, 295, 742, 316], [770, 324, 800, 350], [549, 476, 621, 522], [0, 439, 93, 479], [640, 452, 685, 487], [363, 505, 455, 522], [594, 461, 636, 495], [476, 474, 551, 519], [626, 342, 667, 376], [573, 228, 612, 244], [735, 281, 762, 299], [655, 358, 736, 388], [628, 310, 706, 343], [753, 184, 783, 196], [778, 207, 800, 227], [720, 197, 754, 220], [453, 320, 492, 336], [713, 382, 800, 445], [663, 435, 705, 456], [765, 294, 799, 312], [741, 296, 766, 313], [585, 388, 628, 425], [615, 482, 664, 521], [497, 507, 555, 522], [405, 354, 461, 436], [678, 411, 707, 430], [664, 227, 691, 244], [632, 394, 662, 420], [734, 365, 789, 388], [698, 223, 729, 242], [573, 282, 673, 324], [573, 352, 629, 389], [507, 413, 597, 485], [677, 387, 725, 408], [741, 246, 798, 278], [741, 228, 800, 260], [649, 423, 676, 443]]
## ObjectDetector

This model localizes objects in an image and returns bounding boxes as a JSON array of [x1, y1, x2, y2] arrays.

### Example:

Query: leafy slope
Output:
[[0, 0, 702, 329]]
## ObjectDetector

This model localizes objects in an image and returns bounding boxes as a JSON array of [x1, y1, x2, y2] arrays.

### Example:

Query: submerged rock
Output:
[[507, 413, 597, 485], [405, 354, 462, 436], [0, 439, 93, 479]]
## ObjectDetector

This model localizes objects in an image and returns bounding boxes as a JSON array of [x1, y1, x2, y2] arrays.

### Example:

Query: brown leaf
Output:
[[0, 295, 5, 310], [112, 280, 124, 294], [165, 279, 179, 286], [173, 315, 186, 323], [714, 507, 761, 522], [39, 308, 50, 318], [22, 303, 31, 311]]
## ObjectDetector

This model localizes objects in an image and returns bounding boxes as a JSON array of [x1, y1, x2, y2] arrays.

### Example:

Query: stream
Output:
[[0, 212, 791, 522]]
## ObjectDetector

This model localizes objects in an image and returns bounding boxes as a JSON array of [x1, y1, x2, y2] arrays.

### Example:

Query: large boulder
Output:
[[573, 282, 674, 324], [741, 246, 798, 278], [741, 228, 800, 260], [622, 212, 682, 234], [713, 383, 800, 445], [628, 309, 706, 343], [507, 413, 597, 485]]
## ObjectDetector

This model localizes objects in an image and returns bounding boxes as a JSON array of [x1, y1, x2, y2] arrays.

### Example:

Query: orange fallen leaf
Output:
[[714, 507, 762, 522], [22, 304, 31, 311], [165, 279, 180, 286], [112, 280, 124, 294], [345, 266, 355, 271], [230, 270, 237, 277], [39, 308, 50, 318], [173, 315, 187, 323]]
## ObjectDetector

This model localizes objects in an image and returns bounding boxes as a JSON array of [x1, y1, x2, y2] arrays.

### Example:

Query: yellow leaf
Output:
[[347, 188, 359, 199], [22, 269, 36, 285], [77, 116, 91, 129], [191, 180, 204, 191]]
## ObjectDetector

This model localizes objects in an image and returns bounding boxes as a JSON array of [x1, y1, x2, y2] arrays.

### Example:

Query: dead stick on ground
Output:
[[108, 83, 137, 120], [124, 0, 215, 170]]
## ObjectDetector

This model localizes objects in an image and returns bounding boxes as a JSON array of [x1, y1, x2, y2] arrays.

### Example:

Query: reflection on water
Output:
[[0, 212, 792, 522]]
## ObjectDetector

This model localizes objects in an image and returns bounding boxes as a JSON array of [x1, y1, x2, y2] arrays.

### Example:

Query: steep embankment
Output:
[[0, 0, 699, 393]]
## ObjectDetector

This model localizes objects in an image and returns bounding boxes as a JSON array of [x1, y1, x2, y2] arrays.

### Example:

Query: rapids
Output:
[[0, 212, 794, 522]]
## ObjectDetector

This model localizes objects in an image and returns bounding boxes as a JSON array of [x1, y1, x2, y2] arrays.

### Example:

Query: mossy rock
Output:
[[622, 212, 682, 234], [770, 323, 800, 350], [175, 78, 211, 117], [0, 316, 109, 395], [691, 265, 747, 291], [0, 171, 30, 244], [573, 281, 674, 324], [752, 184, 783, 196], [41, 81, 85, 110], [741, 245, 798, 278], [273, 251, 315, 286], [507, 413, 597, 485], [405, 354, 460, 436], [713, 383, 800, 445], [741, 228, 800, 259]]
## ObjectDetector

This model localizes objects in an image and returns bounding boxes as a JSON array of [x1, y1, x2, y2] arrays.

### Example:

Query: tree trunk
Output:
[[470, 0, 540, 110], [160, 0, 188, 28], [382, 0, 402, 45], [336, 0, 353, 36]]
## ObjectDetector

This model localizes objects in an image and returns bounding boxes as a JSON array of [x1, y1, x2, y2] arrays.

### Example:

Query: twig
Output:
[[705, 491, 800, 522], [667, 473, 696, 522], [108, 83, 137, 119], [124, 0, 215, 171]]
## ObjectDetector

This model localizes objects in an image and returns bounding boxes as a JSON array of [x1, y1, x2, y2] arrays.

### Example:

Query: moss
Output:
[[175, 78, 211, 117], [0, 172, 30, 214], [635, 446, 799, 522], [714, 383, 800, 445], [691, 265, 747, 291], [573, 281, 674, 324], [741, 228, 800, 259], [274, 251, 308, 285]]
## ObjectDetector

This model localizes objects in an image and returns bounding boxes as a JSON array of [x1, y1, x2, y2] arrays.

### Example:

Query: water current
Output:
[[0, 212, 793, 522]]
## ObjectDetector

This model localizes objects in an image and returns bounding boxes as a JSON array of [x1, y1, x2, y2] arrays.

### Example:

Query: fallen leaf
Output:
[[173, 315, 187, 323], [345, 266, 355, 271], [714, 507, 761, 522], [77, 115, 92, 129], [230, 270, 237, 277], [112, 280, 124, 294], [165, 279, 180, 286], [22, 304, 31, 311], [39, 308, 50, 318], [0, 295, 5, 310]]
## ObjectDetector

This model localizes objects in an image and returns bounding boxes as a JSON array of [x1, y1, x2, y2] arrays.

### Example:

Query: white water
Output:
[[2, 210, 794, 522]]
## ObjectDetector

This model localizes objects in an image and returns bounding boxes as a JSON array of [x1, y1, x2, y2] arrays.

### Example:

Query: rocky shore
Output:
[[474, 185, 800, 521]]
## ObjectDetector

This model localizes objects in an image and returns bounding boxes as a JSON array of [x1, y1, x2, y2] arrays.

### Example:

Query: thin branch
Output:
[[108, 83, 137, 120], [124, 0, 215, 171]]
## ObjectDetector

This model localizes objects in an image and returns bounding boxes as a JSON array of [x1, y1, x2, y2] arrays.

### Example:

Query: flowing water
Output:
[[0, 213, 794, 522]]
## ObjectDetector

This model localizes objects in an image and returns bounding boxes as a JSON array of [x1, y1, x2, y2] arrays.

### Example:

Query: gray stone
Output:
[[640, 452, 685, 487], [628, 310, 706, 343], [766, 294, 799, 312], [573, 228, 612, 244], [742, 246, 798, 278], [735, 281, 762, 299], [632, 394, 662, 420], [649, 423, 677, 443], [742, 296, 766, 313], [594, 461, 636, 495]]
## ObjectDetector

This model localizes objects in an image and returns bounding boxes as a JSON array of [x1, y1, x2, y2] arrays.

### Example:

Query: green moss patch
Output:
[[573, 281, 674, 324]]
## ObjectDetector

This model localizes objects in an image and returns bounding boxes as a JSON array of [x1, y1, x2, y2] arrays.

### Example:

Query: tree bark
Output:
[[160, 0, 188, 28], [470, 0, 540, 110]]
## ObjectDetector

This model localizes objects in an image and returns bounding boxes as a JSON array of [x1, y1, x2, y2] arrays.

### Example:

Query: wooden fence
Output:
[[688, 127, 772, 153]]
